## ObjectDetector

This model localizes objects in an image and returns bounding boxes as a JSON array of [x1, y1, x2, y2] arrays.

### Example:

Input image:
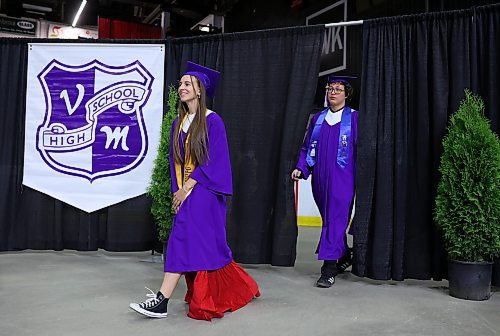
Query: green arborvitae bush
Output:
[[147, 86, 178, 242], [435, 89, 500, 262]]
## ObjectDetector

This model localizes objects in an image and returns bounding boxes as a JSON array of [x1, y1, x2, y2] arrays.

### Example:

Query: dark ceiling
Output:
[[0, 0, 241, 36]]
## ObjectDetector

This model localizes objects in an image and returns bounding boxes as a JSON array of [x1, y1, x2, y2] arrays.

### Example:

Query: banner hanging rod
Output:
[[325, 20, 364, 27]]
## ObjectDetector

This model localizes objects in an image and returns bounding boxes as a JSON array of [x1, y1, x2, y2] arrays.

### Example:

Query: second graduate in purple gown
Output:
[[292, 76, 358, 288]]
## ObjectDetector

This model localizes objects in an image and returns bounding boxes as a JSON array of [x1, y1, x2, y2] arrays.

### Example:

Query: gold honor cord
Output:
[[175, 115, 196, 196]]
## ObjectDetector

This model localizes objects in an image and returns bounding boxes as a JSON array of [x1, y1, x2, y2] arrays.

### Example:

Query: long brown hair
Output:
[[173, 76, 209, 165]]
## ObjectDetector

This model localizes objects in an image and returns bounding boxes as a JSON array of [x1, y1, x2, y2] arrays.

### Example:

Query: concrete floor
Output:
[[1, 226, 499, 336]]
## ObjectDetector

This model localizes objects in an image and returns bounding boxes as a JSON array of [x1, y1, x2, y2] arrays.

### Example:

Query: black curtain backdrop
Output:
[[472, 5, 500, 132], [353, 5, 500, 280], [0, 26, 324, 267], [0, 40, 27, 252], [165, 26, 325, 265]]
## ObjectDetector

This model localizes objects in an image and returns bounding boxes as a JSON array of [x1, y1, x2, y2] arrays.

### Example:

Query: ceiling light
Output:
[[72, 0, 87, 27]]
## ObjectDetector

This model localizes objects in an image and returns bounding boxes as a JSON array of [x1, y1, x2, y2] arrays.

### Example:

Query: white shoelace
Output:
[[139, 287, 160, 308]]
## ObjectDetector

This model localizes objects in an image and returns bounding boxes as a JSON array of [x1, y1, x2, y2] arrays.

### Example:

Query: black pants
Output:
[[319, 234, 350, 277], [321, 260, 338, 277]]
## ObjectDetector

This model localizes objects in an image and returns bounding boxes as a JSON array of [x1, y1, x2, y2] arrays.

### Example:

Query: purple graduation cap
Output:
[[184, 61, 221, 97], [327, 75, 357, 85]]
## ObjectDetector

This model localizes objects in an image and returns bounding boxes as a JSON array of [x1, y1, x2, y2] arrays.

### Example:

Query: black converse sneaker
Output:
[[316, 274, 336, 288], [129, 288, 168, 318]]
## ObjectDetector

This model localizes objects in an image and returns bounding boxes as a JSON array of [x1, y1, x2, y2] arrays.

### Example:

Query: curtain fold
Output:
[[354, 5, 499, 280], [220, 27, 324, 266], [166, 26, 325, 265], [0, 40, 28, 251], [471, 4, 500, 132]]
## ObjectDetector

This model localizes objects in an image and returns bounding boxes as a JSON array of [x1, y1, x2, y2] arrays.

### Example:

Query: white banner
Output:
[[24, 43, 164, 212]]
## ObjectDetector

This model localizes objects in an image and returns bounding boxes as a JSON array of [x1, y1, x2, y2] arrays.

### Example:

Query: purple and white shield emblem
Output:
[[36, 59, 154, 181]]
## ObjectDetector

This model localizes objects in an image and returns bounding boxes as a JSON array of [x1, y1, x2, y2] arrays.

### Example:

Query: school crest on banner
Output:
[[24, 44, 164, 212], [37, 59, 151, 181]]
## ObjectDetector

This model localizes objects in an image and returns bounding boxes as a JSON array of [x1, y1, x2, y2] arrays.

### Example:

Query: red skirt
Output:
[[184, 260, 260, 321]]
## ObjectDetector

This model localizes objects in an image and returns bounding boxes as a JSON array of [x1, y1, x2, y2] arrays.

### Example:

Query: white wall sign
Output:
[[306, 0, 347, 76], [48, 24, 98, 39]]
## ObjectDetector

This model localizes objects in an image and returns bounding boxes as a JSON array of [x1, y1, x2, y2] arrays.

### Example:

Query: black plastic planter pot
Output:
[[448, 260, 493, 301], [493, 257, 500, 287]]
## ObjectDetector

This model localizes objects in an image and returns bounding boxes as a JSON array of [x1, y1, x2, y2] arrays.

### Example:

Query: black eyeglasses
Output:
[[326, 87, 345, 94]]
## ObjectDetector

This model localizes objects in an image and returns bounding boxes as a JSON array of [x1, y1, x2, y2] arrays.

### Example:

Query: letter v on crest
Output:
[[60, 83, 85, 115]]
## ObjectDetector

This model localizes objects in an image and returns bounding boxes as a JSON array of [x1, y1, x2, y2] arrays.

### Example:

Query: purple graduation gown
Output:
[[164, 112, 233, 273], [295, 109, 358, 261]]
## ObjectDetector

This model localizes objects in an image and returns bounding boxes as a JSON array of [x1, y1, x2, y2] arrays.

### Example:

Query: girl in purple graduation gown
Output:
[[130, 62, 260, 320], [292, 76, 358, 288]]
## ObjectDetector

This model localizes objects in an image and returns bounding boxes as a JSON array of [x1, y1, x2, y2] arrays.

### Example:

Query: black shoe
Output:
[[316, 275, 336, 288], [129, 288, 168, 318], [337, 248, 353, 274]]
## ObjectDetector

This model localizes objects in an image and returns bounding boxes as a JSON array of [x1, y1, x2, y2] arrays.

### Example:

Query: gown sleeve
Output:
[[189, 113, 233, 196], [295, 113, 318, 180]]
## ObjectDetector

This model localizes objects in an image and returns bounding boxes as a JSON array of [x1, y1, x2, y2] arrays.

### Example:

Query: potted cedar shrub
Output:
[[147, 85, 179, 246], [435, 89, 500, 300]]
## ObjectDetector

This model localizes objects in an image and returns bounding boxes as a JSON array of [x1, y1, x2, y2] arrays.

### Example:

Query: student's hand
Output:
[[291, 169, 303, 181], [173, 189, 188, 212]]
